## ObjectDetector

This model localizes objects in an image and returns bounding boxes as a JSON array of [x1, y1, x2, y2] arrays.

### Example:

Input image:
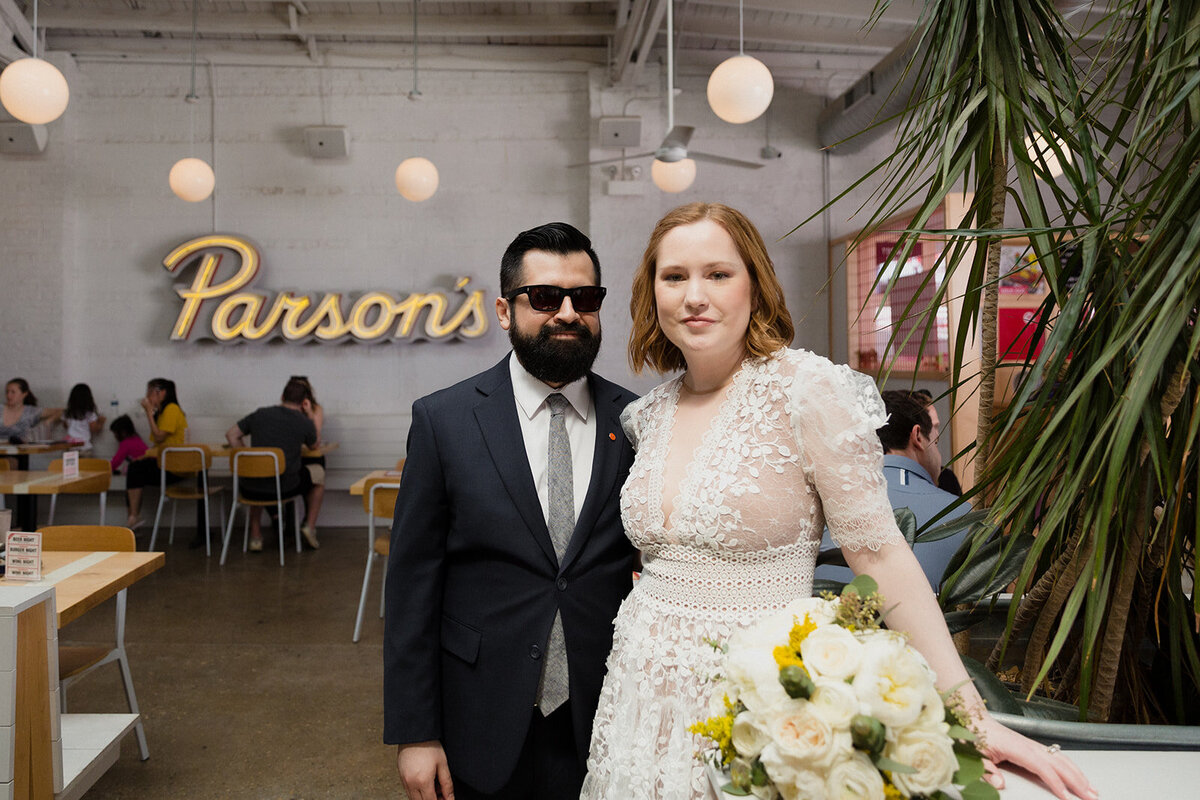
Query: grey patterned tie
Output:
[[537, 392, 573, 714]]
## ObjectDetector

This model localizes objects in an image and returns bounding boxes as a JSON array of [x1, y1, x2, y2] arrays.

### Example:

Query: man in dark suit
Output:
[[384, 222, 638, 800]]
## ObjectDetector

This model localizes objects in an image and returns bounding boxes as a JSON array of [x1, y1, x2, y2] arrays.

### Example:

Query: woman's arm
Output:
[[40, 407, 63, 424], [141, 398, 168, 443], [844, 542, 1097, 800], [89, 413, 106, 435]]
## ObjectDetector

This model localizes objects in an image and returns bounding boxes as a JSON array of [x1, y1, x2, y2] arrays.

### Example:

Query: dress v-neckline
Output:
[[654, 360, 753, 533]]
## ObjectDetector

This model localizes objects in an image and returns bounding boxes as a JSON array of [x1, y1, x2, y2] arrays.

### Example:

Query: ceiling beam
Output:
[[35, 10, 617, 40], [0, 0, 34, 56]]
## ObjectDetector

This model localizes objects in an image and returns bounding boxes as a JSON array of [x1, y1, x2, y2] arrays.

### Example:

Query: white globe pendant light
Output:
[[170, 1, 214, 203], [707, 54, 774, 124], [651, 158, 696, 193], [0, 57, 69, 125], [394, 1, 438, 202], [706, 0, 774, 124], [0, 1, 70, 125], [169, 157, 215, 202], [395, 157, 439, 202]]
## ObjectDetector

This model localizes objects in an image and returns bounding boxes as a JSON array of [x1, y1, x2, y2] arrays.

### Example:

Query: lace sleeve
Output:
[[786, 353, 904, 552], [619, 391, 653, 451]]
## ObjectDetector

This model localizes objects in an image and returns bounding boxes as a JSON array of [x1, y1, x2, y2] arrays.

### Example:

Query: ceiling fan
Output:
[[571, 0, 763, 175]]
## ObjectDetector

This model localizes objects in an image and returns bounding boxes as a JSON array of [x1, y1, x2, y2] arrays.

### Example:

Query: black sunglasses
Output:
[[506, 285, 607, 313]]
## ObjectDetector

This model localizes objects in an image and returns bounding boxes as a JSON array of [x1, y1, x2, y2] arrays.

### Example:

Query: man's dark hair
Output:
[[282, 378, 309, 405], [910, 388, 934, 405], [877, 390, 932, 452], [499, 222, 600, 296]]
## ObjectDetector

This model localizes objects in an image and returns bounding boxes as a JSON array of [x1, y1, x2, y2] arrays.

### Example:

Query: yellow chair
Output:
[[38, 524, 150, 760], [354, 470, 402, 642], [46, 456, 112, 525], [148, 445, 225, 556], [220, 447, 302, 566]]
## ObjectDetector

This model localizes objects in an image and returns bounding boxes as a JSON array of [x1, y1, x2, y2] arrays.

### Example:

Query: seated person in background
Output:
[[2, 377, 62, 443], [124, 378, 188, 529], [291, 375, 326, 527], [60, 383, 106, 450], [225, 377, 324, 552], [109, 414, 148, 474], [816, 389, 972, 589], [911, 387, 964, 496]]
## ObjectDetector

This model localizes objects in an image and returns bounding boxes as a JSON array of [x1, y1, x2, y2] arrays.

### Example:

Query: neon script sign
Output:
[[163, 234, 489, 343]]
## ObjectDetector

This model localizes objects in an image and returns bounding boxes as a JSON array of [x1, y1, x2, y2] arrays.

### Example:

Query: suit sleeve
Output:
[[383, 398, 450, 744]]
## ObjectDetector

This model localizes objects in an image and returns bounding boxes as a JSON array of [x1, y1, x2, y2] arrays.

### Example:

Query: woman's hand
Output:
[[140, 396, 155, 414], [976, 715, 1098, 800]]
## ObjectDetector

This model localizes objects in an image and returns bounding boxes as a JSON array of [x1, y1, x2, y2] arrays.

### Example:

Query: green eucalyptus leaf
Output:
[[959, 778, 1002, 800], [844, 574, 879, 598], [954, 751, 986, 783], [719, 783, 750, 797], [873, 756, 916, 774]]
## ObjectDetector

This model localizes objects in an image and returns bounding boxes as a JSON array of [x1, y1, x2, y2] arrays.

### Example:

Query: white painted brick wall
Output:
[[1, 52, 894, 526]]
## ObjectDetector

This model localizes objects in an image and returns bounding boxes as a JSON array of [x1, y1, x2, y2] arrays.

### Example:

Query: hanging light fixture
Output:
[[652, 0, 695, 193], [395, 0, 438, 202], [706, 0, 774, 124], [0, 0, 70, 124], [170, 0, 214, 202]]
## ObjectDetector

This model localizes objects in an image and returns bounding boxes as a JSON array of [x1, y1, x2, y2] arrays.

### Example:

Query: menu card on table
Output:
[[63, 449, 79, 479], [5, 531, 42, 580]]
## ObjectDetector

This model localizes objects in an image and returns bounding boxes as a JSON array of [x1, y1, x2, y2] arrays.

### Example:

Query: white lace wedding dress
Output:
[[581, 348, 904, 799]]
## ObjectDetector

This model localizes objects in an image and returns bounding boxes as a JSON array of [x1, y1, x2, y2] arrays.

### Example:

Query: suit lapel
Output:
[[560, 374, 627, 572], [474, 357, 558, 567]]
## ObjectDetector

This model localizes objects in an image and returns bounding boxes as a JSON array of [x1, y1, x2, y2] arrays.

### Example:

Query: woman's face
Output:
[[5, 382, 26, 407], [653, 219, 754, 366], [146, 384, 165, 407]]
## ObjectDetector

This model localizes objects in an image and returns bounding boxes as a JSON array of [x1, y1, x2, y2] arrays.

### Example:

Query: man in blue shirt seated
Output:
[[816, 390, 971, 589]]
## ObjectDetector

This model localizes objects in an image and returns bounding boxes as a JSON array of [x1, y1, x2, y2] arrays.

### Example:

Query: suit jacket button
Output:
[[530, 644, 542, 660], [557, 578, 568, 591]]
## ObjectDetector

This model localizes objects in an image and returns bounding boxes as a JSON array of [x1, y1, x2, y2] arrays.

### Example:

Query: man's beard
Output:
[[509, 321, 601, 385]]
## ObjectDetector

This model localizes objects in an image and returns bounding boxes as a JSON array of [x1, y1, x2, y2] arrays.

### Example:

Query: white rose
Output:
[[801, 625, 863, 680], [825, 752, 885, 800], [760, 743, 829, 800], [884, 726, 957, 796], [783, 596, 838, 626], [726, 646, 790, 712], [914, 685, 947, 731], [852, 639, 931, 727], [809, 678, 861, 729], [731, 712, 773, 759], [763, 699, 850, 770]]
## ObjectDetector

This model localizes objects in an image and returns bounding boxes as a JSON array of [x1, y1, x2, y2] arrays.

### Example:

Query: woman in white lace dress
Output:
[[581, 203, 1095, 800]]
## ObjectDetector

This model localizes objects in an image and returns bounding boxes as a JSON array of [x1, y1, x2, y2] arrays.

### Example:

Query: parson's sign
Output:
[[162, 234, 489, 343]]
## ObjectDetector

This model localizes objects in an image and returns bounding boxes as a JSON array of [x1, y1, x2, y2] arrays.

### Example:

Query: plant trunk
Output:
[[1021, 518, 1093, 696], [1089, 467, 1153, 721], [973, 137, 1007, 500]]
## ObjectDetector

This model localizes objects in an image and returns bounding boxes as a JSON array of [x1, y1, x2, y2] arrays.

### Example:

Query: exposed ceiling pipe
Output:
[[815, 31, 922, 154]]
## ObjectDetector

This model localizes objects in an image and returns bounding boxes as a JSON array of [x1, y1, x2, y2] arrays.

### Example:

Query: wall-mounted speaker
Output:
[[0, 122, 48, 154], [303, 126, 350, 159], [597, 117, 641, 149]]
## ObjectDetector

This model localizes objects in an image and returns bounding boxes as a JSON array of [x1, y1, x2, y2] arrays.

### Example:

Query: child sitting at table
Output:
[[60, 383, 106, 450], [109, 415, 148, 475]]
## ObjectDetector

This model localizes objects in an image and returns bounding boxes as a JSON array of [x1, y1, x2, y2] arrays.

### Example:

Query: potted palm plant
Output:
[[817, 0, 1199, 725]]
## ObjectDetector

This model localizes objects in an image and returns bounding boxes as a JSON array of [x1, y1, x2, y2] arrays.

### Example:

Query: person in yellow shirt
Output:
[[124, 378, 188, 529]]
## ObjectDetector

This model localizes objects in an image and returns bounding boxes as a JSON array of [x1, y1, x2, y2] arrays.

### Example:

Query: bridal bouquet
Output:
[[689, 576, 995, 800]]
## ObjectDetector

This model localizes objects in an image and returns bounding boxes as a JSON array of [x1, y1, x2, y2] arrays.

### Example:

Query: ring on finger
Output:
[[1046, 743, 1062, 754]]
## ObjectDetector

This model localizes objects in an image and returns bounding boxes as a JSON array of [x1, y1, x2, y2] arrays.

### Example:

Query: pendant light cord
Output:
[[739, 0, 744, 56], [32, 0, 38, 59], [188, 0, 199, 101], [411, 0, 421, 97], [666, 0, 674, 130]]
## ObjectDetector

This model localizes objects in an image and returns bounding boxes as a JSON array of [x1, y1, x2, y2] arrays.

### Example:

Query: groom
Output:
[[384, 222, 638, 799]]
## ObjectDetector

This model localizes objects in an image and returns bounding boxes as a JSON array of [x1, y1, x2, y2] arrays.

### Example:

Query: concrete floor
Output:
[[60, 525, 403, 799]]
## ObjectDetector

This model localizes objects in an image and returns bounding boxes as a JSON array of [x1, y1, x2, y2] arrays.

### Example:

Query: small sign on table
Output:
[[5, 530, 43, 581], [62, 449, 79, 479]]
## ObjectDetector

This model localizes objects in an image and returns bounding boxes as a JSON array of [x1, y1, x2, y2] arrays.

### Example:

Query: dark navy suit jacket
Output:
[[383, 355, 637, 793]]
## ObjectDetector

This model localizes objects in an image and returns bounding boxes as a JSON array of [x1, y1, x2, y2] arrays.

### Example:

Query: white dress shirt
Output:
[[509, 354, 596, 526]]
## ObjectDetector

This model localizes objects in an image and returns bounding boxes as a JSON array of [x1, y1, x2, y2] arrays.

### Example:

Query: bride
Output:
[[581, 203, 1095, 800]]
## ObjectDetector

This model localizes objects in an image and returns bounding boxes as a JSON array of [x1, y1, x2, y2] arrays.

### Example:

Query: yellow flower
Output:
[[687, 694, 738, 765], [772, 613, 818, 669], [883, 779, 906, 799]]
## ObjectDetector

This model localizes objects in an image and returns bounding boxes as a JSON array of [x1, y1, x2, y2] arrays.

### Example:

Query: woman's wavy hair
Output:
[[628, 202, 794, 374]]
